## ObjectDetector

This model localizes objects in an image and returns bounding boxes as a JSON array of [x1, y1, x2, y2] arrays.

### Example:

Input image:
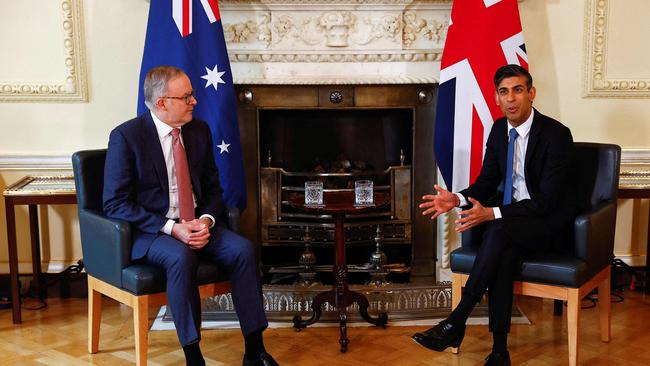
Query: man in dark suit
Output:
[[103, 66, 278, 366], [412, 64, 575, 366]]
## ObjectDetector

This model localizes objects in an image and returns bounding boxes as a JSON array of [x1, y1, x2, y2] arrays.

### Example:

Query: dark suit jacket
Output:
[[460, 109, 576, 244], [103, 112, 224, 260]]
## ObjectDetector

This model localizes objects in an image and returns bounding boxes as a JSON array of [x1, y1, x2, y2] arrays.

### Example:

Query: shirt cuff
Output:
[[455, 193, 468, 207], [199, 214, 215, 228], [493, 207, 502, 219], [161, 219, 175, 236]]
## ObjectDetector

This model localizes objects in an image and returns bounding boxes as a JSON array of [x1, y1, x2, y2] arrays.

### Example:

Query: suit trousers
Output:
[[462, 218, 550, 333], [145, 227, 268, 346]]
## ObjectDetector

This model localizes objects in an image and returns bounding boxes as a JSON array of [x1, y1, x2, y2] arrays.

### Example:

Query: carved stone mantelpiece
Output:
[[221, 0, 452, 84]]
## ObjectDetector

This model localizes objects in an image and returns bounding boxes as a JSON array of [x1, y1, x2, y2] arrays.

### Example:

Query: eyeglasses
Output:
[[161, 90, 195, 105]]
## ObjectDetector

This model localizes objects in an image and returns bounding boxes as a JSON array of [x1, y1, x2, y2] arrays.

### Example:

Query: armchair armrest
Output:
[[573, 200, 617, 272], [226, 206, 240, 233], [78, 209, 132, 288]]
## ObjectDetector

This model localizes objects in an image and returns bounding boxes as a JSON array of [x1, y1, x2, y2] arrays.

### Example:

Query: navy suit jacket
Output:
[[103, 112, 225, 260], [460, 109, 576, 238]]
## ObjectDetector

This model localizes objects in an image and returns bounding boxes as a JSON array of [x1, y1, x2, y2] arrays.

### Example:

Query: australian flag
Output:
[[434, 0, 528, 192], [137, 0, 246, 210]]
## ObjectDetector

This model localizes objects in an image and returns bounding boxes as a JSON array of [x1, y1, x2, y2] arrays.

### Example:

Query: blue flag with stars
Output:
[[137, 0, 246, 211]]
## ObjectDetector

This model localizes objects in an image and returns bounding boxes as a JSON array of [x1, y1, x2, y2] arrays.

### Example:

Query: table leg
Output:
[[292, 289, 334, 329], [646, 204, 650, 294], [5, 199, 21, 324], [333, 214, 349, 352], [292, 212, 387, 350], [28, 205, 43, 299]]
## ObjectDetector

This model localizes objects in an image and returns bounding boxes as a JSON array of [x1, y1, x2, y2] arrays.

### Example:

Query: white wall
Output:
[[0, 0, 647, 272]]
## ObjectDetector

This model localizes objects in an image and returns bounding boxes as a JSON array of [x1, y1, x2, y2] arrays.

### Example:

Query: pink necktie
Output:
[[170, 128, 195, 221]]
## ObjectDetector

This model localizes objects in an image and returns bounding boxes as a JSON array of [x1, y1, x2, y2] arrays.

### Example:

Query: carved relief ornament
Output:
[[220, 1, 452, 84], [0, 0, 88, 102], [584, 0, 650, 97]]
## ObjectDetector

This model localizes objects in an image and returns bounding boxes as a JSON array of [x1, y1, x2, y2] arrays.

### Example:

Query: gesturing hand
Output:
[[419, 184, 460, 220], [455, 197, 495, 233], [171, 219, 211, 249]]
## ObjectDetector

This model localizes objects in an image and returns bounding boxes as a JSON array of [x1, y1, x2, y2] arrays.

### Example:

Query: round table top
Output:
[[286, 191, 388, 214]]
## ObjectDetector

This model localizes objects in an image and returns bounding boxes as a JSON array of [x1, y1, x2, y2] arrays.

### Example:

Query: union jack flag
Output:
[[138, 0, 247, 210], [435, 0, 528, 192]]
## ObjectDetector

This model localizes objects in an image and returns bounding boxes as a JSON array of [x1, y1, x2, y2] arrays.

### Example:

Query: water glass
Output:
[[304, 181, 323, 206], [354, 180, 374, 206]]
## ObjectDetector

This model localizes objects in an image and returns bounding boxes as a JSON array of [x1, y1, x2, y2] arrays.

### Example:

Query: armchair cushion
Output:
[[122, 261, 228, 295], [451, 246, 589, 287]]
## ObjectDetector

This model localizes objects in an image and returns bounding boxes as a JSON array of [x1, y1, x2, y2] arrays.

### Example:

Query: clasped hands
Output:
[[419, 185, 494, 233], [171, 217, 212, 249]]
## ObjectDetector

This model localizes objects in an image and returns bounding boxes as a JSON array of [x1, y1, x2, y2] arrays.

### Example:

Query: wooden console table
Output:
[[4, 175, 76, 324], [289, 191, 388, 352], [618, 170, 650, 293]]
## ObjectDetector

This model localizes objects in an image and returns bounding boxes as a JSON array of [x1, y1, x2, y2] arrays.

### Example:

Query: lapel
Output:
[[141, 113, 169, 193], [524, 109, 543, 169]]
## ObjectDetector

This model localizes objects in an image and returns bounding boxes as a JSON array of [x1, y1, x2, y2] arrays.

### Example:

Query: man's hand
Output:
[[455, 197, 495, 233], [171, 218, 211, 249], [419, 185, 460, 220]]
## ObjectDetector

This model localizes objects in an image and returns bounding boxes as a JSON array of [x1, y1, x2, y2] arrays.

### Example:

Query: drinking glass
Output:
[[304, 181, 323, 206], [354, 180, 374, 206]]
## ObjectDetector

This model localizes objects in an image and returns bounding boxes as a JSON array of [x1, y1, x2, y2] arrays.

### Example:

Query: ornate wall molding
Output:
[[221, 0, 451, 84], [0, 0, 88, 102], [584, 0, 650, 98], [0, 155, 72, 170]]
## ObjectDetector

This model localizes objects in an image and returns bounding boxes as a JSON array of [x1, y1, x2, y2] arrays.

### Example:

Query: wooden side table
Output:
[[4, 175, 77, 324], [289, 191, 388, 352], [618, 170, 650, 293]]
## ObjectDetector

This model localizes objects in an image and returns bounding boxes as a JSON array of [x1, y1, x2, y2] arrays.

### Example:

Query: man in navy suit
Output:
[[412, 65, 575, 366], [103, 66, 278, 366]]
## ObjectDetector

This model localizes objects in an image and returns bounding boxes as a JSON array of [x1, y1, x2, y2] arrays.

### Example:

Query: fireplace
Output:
[[192, 0, 456, 321], [235, 85, 437, 282]]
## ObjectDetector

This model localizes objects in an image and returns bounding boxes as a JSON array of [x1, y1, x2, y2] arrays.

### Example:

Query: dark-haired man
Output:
[[103, 66, 278, 366], [412, 64, 575, 366]]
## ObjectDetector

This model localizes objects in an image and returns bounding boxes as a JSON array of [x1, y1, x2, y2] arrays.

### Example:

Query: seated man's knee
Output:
[[170, 245, 198, 270], [234, 237, 256, 262]]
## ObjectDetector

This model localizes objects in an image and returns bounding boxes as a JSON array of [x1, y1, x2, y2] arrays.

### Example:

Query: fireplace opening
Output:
[[259, 107, 414, 285], [260, 108, 413, 172]]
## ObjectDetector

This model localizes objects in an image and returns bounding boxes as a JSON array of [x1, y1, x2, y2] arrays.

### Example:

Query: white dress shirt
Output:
[[455, 109, 534, 219], [151, 112, 215, 235]]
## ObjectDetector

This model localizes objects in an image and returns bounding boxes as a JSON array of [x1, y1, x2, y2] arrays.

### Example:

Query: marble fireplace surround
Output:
[[221, 0, 451, 85], [189, 1, 458, 322]]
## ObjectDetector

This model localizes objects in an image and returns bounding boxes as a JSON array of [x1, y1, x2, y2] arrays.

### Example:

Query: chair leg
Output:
[[553, 299, 564, 316], [567, 289, 580, 366], [133, 296, 149, 366], [598, 267, 612, 342], [88, 278, 102, 354], [451, 273, 463, 354]]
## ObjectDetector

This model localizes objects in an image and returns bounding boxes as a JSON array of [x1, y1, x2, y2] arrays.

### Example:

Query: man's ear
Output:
[[528, 86, 536, 102], [495, 91, 500, 106], [154, 97, 166, 110]]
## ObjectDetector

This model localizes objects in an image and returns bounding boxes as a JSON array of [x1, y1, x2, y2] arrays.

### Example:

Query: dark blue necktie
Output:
[[503, 128, 519, 205]]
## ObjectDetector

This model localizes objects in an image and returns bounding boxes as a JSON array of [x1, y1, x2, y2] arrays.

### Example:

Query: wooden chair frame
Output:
[[450, 266, 611, 366], [87, 275, 230, 365]]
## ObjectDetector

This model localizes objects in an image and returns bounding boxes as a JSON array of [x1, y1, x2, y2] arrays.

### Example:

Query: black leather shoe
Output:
[[411, 319, 466, 352], [242, 352, 280, 366], [484, 351, 511, 366]]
